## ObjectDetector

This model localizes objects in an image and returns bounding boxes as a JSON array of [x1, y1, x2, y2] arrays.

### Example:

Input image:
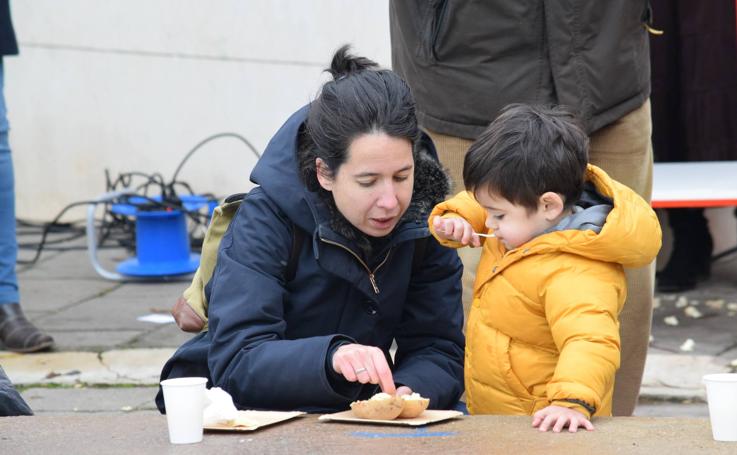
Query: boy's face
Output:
[[474, 188, 557, 250]]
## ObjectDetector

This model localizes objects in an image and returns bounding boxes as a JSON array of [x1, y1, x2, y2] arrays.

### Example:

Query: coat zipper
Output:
[[320, 238, 392, 294]]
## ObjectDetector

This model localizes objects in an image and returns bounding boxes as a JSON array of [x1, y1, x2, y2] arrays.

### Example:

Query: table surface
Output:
[[652, 161, 737, 208], [1, 412, 734, 455]]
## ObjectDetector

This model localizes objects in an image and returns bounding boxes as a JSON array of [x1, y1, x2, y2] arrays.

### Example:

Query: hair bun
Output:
[[327, 45, 379, 80]]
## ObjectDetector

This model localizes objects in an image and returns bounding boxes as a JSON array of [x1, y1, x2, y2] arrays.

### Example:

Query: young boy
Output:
[[430, 104, 661, 432]]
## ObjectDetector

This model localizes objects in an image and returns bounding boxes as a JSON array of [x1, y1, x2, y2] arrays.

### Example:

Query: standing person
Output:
[[650, 0, 737, 293], [390, 0, 656, 416], [157, 46, 464, 413], [0, 0, 54, 352], [431, 104, 661, 430]]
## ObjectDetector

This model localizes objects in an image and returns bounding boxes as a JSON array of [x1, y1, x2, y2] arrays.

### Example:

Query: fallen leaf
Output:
[[704, 299, 724, 310], [675, 296, 688, 308], [684, 306, 703, 319], [44, 369, 81, 379], [664, 315, 679, 326], [679, 338, 695, 352]]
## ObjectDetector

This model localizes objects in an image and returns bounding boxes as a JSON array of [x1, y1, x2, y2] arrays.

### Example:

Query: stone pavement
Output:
[[2, 232, 736, 416]]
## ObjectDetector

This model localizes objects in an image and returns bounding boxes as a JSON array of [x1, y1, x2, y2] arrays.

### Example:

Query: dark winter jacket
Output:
[[390, 0, 652, 138], [0, 0, 18, 56], [157, 106, 465, 413], [0, 366, 32, 416]]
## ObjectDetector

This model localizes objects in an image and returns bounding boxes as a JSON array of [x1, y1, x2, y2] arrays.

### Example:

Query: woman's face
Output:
[[316, 133, 414, 237]]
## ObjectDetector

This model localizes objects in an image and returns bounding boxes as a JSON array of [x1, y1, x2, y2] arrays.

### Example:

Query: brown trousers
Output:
[[426, 100, 654, 416]]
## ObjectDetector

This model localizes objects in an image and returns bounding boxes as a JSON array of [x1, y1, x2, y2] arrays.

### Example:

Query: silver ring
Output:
[[354, 367, 367, 375]]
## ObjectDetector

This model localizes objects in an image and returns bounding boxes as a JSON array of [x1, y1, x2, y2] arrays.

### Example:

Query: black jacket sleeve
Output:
[[392, 236, 465, 409]]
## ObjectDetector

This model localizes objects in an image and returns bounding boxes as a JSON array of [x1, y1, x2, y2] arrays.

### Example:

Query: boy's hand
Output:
[[432, 216, 481, 247], [532, 405, 595, 433]]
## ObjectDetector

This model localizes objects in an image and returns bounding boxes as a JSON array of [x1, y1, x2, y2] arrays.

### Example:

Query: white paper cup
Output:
[[160, 377, 208, 444], [703, 373, 737, 442]]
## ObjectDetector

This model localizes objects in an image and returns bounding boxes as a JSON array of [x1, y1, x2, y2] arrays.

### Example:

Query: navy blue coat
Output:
[[157, 106, 464, 413]]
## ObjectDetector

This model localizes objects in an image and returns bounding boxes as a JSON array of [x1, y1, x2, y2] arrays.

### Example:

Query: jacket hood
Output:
[[250, 105, 450, 240], [533, 165, 661, 268], [250, 105, 316, 233], [544, 182, 613, 236]]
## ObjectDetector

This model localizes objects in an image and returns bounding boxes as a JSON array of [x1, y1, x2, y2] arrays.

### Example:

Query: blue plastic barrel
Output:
[[116, 209, 200, 277]]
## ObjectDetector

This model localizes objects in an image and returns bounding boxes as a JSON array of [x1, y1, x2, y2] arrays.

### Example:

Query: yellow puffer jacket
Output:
[[430, 165, 662, 418]]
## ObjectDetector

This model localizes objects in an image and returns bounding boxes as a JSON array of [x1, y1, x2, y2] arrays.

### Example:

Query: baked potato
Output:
[[350, 392, 430, 420], [398, 393, 430, 418], [350, 393, 404, 420]]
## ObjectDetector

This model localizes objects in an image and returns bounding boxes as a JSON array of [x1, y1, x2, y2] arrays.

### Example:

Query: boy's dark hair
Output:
[[298, 45, 419, 190], [463, 104, 589, 212]]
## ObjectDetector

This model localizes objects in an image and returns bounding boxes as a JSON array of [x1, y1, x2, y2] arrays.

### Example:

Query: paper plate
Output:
[[318, 409, 463, 426], [204, 410, 305, 432]]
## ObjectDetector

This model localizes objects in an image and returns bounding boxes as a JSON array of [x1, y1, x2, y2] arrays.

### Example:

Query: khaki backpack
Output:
[[171, 193, 303, 332]]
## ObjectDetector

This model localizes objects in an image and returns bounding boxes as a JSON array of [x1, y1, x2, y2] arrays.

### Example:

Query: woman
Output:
[[156, 46, 464, 413]]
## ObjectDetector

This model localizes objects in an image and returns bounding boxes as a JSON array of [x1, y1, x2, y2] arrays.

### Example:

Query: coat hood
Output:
[[531, 165, 661, 268], [250, 105, 316, 233], [250, 105, 450, 241]]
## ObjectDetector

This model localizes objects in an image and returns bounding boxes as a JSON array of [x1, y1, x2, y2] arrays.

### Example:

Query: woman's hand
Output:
[[432, 216, 481, 247], [532, 405, 594, 433], [331, 343, 397, 394]]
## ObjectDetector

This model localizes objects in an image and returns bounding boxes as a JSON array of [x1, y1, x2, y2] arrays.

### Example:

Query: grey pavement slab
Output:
[[101, 349, 176, 383], [42, 329, 142, 351], [633, 400, 709, 418], [35, 292, 176, 331], [1, 348, 175, 385], [651, 300, 737, 356], [640, 351, 728, 401], [2, 351, 110, 384], [104, 281, 190, 300], [18, 246, 130, 281], [640, 255, 737, 402], [13, 279, 118, 314], [127, 323, 197, 349], [18, 241, 196, 284]]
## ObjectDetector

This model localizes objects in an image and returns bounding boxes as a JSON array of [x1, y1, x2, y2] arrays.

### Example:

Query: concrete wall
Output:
[[7, 0, 391, 220]]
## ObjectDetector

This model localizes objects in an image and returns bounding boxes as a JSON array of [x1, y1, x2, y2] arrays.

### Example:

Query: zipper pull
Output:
[[368, 273, 380, 294]]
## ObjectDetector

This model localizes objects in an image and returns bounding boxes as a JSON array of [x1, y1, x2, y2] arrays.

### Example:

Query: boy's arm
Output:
[[542, 264, 625, 418], [428, 191, 489, 248]]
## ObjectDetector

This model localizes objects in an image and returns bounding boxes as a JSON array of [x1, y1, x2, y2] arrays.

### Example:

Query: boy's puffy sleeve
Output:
[[428, 191, 489, 248], [541, 262, 625, 418]]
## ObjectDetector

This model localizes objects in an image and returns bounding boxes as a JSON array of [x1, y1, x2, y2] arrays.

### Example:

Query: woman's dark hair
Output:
[[463, 104, 589, 212], [298, 45, 419, 191]]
